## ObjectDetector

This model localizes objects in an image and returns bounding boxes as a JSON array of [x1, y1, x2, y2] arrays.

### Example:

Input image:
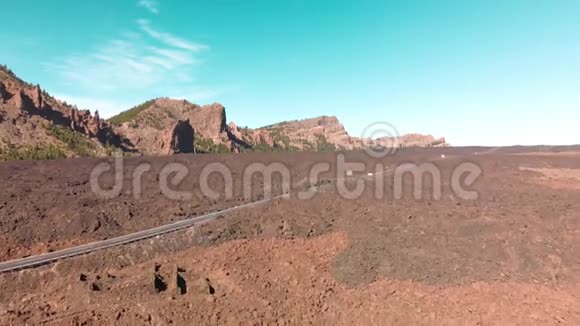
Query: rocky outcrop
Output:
[[1, 65, 447, 158], [0, 67, 129, 156], [373, 134, 447, 148], [253, 129, 274, 147], [30, 85, 43, 109], [396, 134, 447, 147], [62, 108, 124, 148], [9, 90, 33, 111], [69, 108, 101, 136], [227, 122, 274, 148], [227, 122, 243, 140], [258, 116, 447, 151], [163, 119, 195, 154], [0, 82, 9, 102], [113, 99, 280, 154], [258, 116, 356, 150], [5, 84, 44, 113], [149, 99, 227, 142], [112, 99, 234, 155], [188, 102, 226, 141], [111, 97, 447, 155]]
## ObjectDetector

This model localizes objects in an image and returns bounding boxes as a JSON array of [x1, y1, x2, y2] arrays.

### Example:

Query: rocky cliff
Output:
[[0, 65, 447, 159], [110, 98, 447, 155], [0, 66, 129, 159], [109, 97, 289, 155], [258, 116, 447, 151]]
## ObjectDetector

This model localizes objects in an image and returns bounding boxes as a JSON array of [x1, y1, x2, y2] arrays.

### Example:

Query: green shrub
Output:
[[268, 128, 293, 149], [302, 139, 315, 151], [253, 143, 272, 152], [286, 144, 300, 152], [0, 65, 17, 80], [194, 136, 230, 153], [0, 143, 66, 161], [103, 144, 123, 157], [108, 99, 156, 125], [46, 124, 96, 157], [315, 134, 336, 152], [214, 143, 230, 153]]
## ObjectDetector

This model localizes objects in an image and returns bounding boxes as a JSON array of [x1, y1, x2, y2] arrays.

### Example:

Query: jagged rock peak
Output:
[[0, 66, 129, 154]]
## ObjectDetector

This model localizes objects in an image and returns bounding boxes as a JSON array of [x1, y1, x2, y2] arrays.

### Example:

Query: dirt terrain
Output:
[[0, 147, 579, 324]]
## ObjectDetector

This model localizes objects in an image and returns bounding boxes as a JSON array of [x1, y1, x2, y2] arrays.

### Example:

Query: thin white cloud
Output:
[[47, 38, 160, 91], [138, 19, 208, 52], [52, 87, 224, 119], [45, 19, 214, 116], [52, 93, 131, 118], [137, 0, 159, 14]]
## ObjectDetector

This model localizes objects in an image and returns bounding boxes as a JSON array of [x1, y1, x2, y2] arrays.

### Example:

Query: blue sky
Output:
[[1, 0, 579, 145]]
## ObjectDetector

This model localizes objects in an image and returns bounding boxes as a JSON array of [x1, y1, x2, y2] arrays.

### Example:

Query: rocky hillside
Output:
[[109, 98, 273, 155], [0, 65, 447, 159], [257, 116, 349, 151], [257, 116, 447, 152], [0, 66, 130, 160], [110, 98, 447, 155]]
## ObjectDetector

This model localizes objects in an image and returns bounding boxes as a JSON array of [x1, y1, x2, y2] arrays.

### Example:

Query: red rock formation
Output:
[[377, 134, 448, 148], [0, 67, 129, 153], [164, 119, 195, 154], [253, 129, 274, 147], [114, 99, 252, 154], [2, 66, 446, 157], [227, 122, 274, 147], [201, 103, 227, 139], [227, 122, 243, 140], [8, 90, 27, 111], [0, 82, 8, 103], [69, 108, 105, 138], [258, 116, 447, 151], [30, 85, 43, 109], [258, 116, 354, 150]]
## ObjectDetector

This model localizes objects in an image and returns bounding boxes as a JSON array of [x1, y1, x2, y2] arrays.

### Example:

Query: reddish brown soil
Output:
[[0, 151, 342, 260], [0, 147, 579, 324], [513, 151, 580, 157], [519, 166, 580, 190]]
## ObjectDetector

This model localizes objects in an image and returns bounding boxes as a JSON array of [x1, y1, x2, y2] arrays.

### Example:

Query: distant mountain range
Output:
[[0, 65, 446, 160]]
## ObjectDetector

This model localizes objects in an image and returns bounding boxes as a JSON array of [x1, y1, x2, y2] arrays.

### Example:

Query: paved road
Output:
[[0, 170, 382, 273], [0, 195, 288, 273]]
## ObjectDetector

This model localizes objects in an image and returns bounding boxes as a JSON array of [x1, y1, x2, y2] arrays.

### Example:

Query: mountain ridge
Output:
[[0, 66, 447, 159], [0, 65, 131, 159]]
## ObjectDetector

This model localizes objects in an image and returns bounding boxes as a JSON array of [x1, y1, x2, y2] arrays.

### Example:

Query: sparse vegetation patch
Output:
[[0, 142, 66, 161], [108, 99, 157, 125], [46, 124, 96, 157]]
